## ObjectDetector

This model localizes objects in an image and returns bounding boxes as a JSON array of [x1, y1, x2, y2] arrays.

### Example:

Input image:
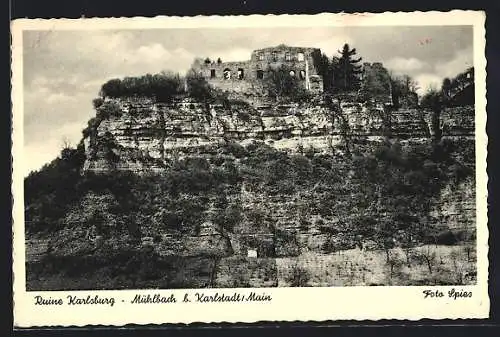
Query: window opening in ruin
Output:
[[223, 68, 231, 80], [247, 249, 258, 258], [272, 51, 278, 61], [258, 53, 264, 61], [299, 70, 306, 80], [289, 70, 296, 77], [257, 70, 264, 79], [297, 52, 305, 61], [285, 52, 292, 61], [238, 68, 244, 80], [210, 69, 216, 78]]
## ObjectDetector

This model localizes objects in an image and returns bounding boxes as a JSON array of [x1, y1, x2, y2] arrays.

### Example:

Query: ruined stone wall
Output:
[[191, 45, 323, 96]]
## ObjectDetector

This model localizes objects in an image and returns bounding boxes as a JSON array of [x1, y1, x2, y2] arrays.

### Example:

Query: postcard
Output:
[[11, 10, 488, 327]]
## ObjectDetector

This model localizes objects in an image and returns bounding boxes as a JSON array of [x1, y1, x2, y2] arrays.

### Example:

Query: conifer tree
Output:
[[334, 43, 363, 92]]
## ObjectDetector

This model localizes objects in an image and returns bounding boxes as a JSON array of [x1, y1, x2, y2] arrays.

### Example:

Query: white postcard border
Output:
[[11, 10, 489, 327]]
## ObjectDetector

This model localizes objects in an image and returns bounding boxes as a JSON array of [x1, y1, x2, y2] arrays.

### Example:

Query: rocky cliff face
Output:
[[82, 97, 474, 174], [26, 96, 477, 289], [77, 97, 476, 258]]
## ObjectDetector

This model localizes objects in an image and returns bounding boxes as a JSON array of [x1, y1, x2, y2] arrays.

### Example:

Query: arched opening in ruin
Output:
[[258, 53, 264, 61], [289, 70, 296, 77], [297, 52, 305, 61], [257, 70, 264, 79], [238, 68, 244, 80], [210, 69, 216, 78], [299, 70, 306, 80], [285, 52, 292, 61], [223, 68, 231, 80]]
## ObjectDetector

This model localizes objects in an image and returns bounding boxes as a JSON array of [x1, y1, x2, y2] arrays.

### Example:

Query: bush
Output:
[[263, 65, 309, 102], [99, 72, 185, 102], [92, 97, 104, 109], [186, 70, 213, 102], [96, 101, 122, 120], [221, 142, 248, 158], [287, 265, 310, 287]]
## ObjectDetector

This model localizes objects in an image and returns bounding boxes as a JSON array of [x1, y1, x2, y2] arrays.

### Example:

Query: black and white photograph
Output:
[[12, 11, 488, 325]]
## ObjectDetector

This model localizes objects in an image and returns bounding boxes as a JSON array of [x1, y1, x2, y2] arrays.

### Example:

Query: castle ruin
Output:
[[191, 45, 324, 96]]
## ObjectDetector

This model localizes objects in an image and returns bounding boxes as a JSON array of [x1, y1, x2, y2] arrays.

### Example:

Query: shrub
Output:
[[287, 265, 310, 287], [96, 102, 123, 120], [92, 97, 104, 109], [186, 70, 213, 102], [222, 142, 248, 158], [99, 72, 185, 102]]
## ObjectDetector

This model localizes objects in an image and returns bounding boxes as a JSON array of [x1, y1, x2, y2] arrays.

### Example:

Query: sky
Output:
[[22, 25, 473, 176]]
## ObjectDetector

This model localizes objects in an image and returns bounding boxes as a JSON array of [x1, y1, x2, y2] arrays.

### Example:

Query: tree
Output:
[[442, 78, 452, 99], [401, 74, 419, 94], [387, 250, 403, 280], [287, 264, 310, 287], [360, 64, 391, 100], [98, 72, 184, 101], [263, 65, 306, 102], [312, 52, 336, 92], [152, 72, 184, 102], [217, 57, 222, 64], [389, 74, 419, 109], [419, 246, 437, 274], [420, 88, 444, 141], [100, 78, 123, 98], [334, 43, 363, 92], [186, 70, 213, 102]]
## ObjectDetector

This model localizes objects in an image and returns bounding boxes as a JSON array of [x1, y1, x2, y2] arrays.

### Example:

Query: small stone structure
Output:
[[191, 45, 324, 96]]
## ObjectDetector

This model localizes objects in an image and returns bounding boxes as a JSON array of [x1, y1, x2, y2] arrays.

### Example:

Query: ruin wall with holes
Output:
[[191, 45, 324, 99]]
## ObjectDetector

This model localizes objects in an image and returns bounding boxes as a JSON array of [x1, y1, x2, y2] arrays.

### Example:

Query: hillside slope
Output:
[[24, 96, 476, 289]]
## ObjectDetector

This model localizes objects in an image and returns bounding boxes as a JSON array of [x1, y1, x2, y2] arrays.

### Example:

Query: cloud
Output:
[[434, 46, 474, 79], [23, 121, 87, 176], [133, 43, 172, 63], [212, 47, 253, 62], [385, 57, 427, 73], [414, 73, 443, 95], [312, 36, 354, 57], [45, 92, 76, 104], [411, 46, 473, 95]]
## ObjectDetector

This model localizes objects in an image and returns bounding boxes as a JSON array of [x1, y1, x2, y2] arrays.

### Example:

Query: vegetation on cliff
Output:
[[25, 131, 474, 289], [99, 71, 185, 102]]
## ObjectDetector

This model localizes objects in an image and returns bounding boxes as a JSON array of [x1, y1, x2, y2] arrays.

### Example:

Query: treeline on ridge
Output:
[[99, 72, 186, 102]]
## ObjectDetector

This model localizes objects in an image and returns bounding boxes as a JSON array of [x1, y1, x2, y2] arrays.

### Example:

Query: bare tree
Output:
[[387, 250, 403, 280], [418, 246, 437, 274], [402, 245, 413, 268], [326, 96, 352, 156], [287, 264, 310, 287], [463, 244, 474, 262], [449, 249, 466, 284], [61, 136, 72, 150]]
